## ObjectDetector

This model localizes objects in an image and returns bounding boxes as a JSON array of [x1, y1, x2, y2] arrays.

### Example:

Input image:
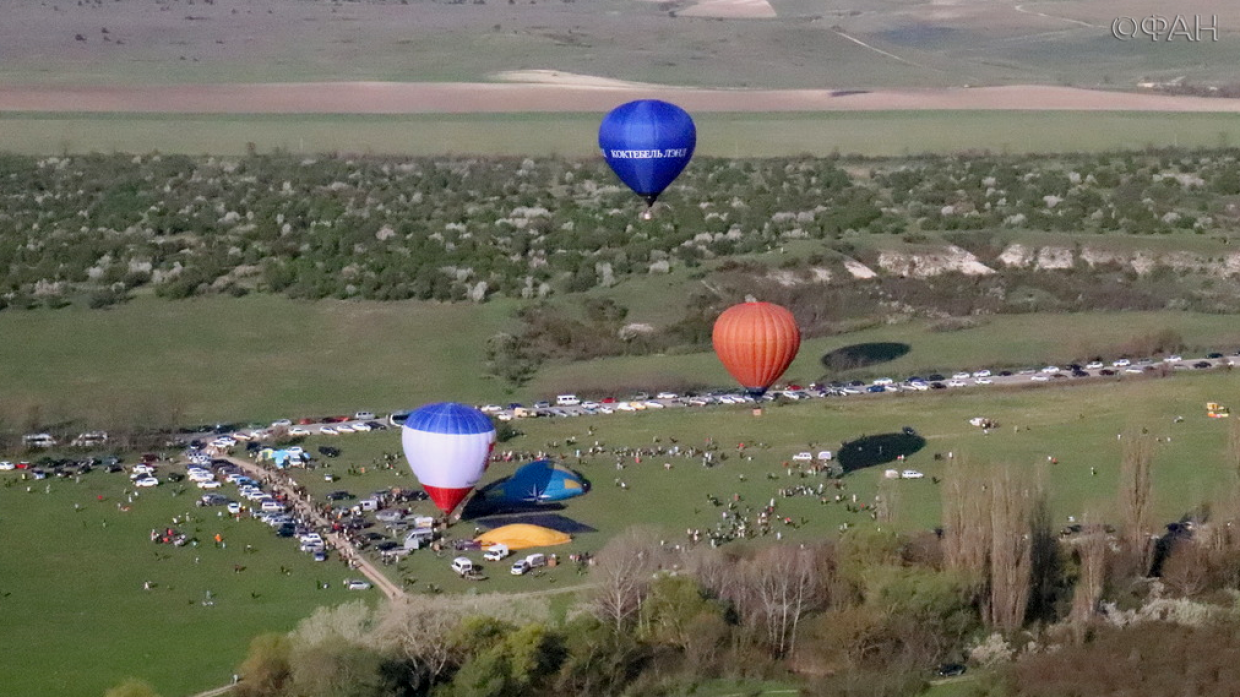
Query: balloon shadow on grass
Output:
[[821, 342, 911, 374], [837, 431, 927, 474]]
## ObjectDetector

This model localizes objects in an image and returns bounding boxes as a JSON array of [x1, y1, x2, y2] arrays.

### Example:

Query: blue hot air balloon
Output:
[[599, 99, 696, 208]]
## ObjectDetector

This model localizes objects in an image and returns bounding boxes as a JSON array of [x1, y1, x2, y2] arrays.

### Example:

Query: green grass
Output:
[[0, 294, 517, 425], [0, 469, 373, 697], [6, 364, 1240, 695], [530, 310, 1240, 397], [4, 111, 1240, 158], [278, 367, 1240, 586], [5, 294, 1240, 428]]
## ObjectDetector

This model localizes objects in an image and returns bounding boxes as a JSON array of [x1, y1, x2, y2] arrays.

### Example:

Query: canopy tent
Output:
[[475, 524, 572, 550], [479, 459, 587, 504]]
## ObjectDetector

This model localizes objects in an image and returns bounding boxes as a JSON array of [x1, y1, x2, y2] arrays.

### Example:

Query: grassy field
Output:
[[292, 369, 1240, 561], [0, 467, 374, 697], [5, 364, 1240, 695], [5, 294, 1240, 427], [4, 111, 1240, 158]]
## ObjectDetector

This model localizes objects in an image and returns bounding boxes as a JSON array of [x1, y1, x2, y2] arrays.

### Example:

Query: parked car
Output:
[[511, 553, 547, 576], [134, 476, 159, 487], [345, 579, 372, 591]]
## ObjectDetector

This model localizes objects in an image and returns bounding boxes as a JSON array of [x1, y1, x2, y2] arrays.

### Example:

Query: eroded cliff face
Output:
[[995, 244, 1240, 276], [750, 241, 1240, 288]]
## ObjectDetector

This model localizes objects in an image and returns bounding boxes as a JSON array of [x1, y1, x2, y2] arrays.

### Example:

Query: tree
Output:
[[234, 633, 292, 697], [1069, 522, 1109, 636], [1118, 432, 1156, 575], [483, 332, 540, 392], [590, 526, 663, 632], [940, 455, 991, 590], [739, 544, 826, 657], [985, 463, 1040, 632], [370, 596, 462, 683]]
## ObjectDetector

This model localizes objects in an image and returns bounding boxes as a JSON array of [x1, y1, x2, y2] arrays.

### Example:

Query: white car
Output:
[[1112, 359, 1131, 367], [901, 470, 925, 479], [973, 378, 993, 385], [197, 480, 222, 489], [319, 426, 338, 436], [212, 437, 237, 448], [334, 424, 355, 434], [134, 476, 159, 487], [1040, 366, 1060, 374], [288, 426, 310, 436], [597, 407, 614, 415], [947, 380, 967, 388], [0, 461, 14, 471], [582, 401, 601, 410], [1167, 355, 1182, 362], [791, 452, 814, 462], [971, 370, 991, 378], [345, 579, 371, 591], [479, 405, 503, 415], [907, 381, 929, 391], [952, 372, 971, 380], [1031, 374, 1050, 382], [271, 419, 293, 428], [132, 464, 155, 475], [1085, 361, 1104, 370], [354, 412, 376, 421], [616, 402, 636, 412], [656, 392, 679, 400], [643, 400, 665, 409], [872, 377, 894, 386], [227, 502, 243, 514], [351, 422, 372, 432]]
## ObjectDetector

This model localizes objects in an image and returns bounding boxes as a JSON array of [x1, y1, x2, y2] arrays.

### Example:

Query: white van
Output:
[[556, 395, 581, 407], [451, 557, 476, 576], [483, 544, 510, 562]]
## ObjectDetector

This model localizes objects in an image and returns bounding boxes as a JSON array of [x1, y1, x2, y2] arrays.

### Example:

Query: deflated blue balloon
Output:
[[599, 100, 696, 206]]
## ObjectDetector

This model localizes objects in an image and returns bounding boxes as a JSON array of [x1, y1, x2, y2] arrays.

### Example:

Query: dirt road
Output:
[[215, 455, 407, 602], [1, 82, 1239, 115]]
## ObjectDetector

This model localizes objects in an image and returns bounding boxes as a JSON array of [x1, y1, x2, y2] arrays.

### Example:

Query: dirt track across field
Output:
[[3, 81, 1240, 114]]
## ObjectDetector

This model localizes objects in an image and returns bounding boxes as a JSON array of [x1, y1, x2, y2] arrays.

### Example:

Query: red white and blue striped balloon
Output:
[[400, 402, 496, 516]]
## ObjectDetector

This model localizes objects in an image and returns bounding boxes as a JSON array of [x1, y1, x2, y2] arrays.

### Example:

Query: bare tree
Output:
[[370, 596, 463, 680], [590, 526, 663, 632], [739, 544, 827, 657], [985, 463, 1038, 632], [1117, 432, 1155, 574], [941, 455, 991, 586], [1069, 521, 1109, 637]]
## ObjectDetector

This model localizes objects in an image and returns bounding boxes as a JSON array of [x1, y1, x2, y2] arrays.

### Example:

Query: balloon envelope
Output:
[[598, 99, 696, 205], [712, 302, 801, 396], [480, 459, 587, 504], [400, 402, 496, 515]]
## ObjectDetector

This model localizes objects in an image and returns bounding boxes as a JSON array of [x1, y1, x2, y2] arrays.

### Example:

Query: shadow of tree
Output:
[[820, 342, 911, 374], [837, 431, 926, 473]]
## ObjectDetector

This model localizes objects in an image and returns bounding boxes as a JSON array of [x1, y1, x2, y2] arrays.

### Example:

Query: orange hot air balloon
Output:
[[712, 301, 801, 397]]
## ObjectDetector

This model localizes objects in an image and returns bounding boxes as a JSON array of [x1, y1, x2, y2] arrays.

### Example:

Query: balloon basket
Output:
[[640, 208, 654, 221], [752, 407, 763, 417]]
